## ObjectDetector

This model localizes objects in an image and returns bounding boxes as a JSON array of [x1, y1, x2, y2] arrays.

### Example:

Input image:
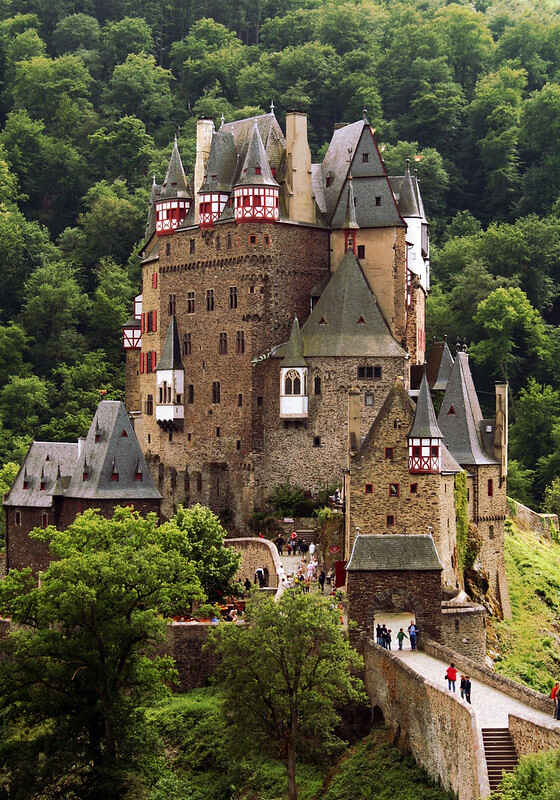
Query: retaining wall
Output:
[[226, 537, 281, 589], [364, 639, 490, 800], [440, 603, 486, 663], [509, 713, 560, 758], [167, 622, 218, 691], [507, 498, 559, 535], [422, 639, 553, 715]]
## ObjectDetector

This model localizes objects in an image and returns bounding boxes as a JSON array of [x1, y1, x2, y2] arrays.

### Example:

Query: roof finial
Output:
[[406, 158, 411, 174], [270, 99, 275, 113], [362, 106, 368, 120], [220, 112, 225, 128]]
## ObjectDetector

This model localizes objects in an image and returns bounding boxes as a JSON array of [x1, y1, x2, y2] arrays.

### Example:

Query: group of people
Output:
[[445, 663, 472, 704], [283, 556, 331, 594], [275, 532, 316, 557], [376, 621, 418, 650]]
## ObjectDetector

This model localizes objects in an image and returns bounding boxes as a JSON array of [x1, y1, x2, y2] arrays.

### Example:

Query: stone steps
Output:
[[481, 728, 519, 791]]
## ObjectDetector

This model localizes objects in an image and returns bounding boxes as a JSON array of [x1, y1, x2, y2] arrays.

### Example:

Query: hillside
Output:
[[488, 520, 560, 693]]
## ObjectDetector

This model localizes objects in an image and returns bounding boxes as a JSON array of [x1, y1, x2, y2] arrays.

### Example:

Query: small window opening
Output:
[[365, 392, 374, 406], [385, 447, 393, 460], [313, 436, 321, 447], [314, 376, 321, 395], [121, 430, 128, 438], [448, 405, 456, 415], [375, 196, 382, 206], [362, 152, 369, 162], [357, 245, 365, 259], [410, 483, 418, 494], [389, 483, 400, 497], [387, 515, 395, 527], [238, 393, 243, 407], [365, 484, 373, 494]]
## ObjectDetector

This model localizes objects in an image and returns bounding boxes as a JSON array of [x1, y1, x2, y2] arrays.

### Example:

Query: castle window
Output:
[[467, 489, 470, 501], [40, 479, 46, 491], [250, 286, 255, 294], [375, 196, 382, 206], [147, 434, 151, 443], [219, 332, 228, 354], [385, 447, 393, 460], [387, 515, 395, 527], [362, 152, 369, 162], [187, 432, 192, 441], [135, 470, 142, 481], [257, 396, 263, 406], [455, 619, 459, 632], [168, 294, 176, 315], [255, 166, 261, 175], [264, 234, 270, 246], [147, 310, 157, 332], [410, 483, 418, 494], [284, 370, 302, 395], [23, 478, 29, 490], [357, 315, 365, 324], [212, 381, 221, 403], [319, 317, 327, 325], [489, 524, 494, 539], [230, 286, 238, 309], [365, 484, 373, 494], [183, 333, 191, 355], [488, 479, 493, 497], [358, 365, 380, 380], [168, 430, 173, 442], [145, 394, 153, 415], [313, 436, 321, 447], [389, 483, 400, 497], [187, 292, 195, 313], [374, 366, 382, 378], [236, 439, 241, 450], [188, 385, 194, 403], [152, 272, 157, 288], [238, 393, 243, 407], [121, 429, 128, 438], [326, 175, 333, 187], [216, 235, 220, 250], [365, 392, 374, 406], [216, 427, 220, 437], [412, 445, 421, 457], [206, 289, 215, 311], [250, 235, 257, 245], [357, 245, 365, 259], [42, 512, 48, 529], [448, 405, 456, 415], [165, 242, 170, 256], [190, 239, 195, 254], [314, 376, 321, 395], [236, 330, 245, 354], [227, 233, 232, 249], [431, 445, 439, 457], [15, 510, 21, 526], [111, 471, 119, 482]]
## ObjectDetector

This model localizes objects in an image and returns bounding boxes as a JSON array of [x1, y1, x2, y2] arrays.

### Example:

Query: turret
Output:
[[408, 373, 443, 473], [122, 294, 142, 351], [156, 316, 184, 429], [279, 318, 308, 419], [343, 175, 359, 255], [198, 127, 236, 227], [155, 138, 192, 236], [234, 121, 279, 223]]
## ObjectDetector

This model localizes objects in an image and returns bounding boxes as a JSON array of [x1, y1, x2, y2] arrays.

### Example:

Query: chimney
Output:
[[77, 437, 86, 458], [347, 387, 361, 460], [284, 111, 315, 224], [494, 383, 508, 483], [194, 118, 215, 223]]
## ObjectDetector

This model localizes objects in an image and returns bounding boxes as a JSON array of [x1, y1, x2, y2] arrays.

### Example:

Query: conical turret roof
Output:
[[398, 160, 421, 218], [409, 373, 443, 439], [157, 316, 183, 371], [282, 317, 307, 367], [161, 137, 192, 200], [432, 340, 454, 391], [235, 121, 279, 188], [199, 129, 237, 193]]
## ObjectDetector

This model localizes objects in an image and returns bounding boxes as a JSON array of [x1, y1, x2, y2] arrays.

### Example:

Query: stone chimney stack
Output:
[[194, 118, 215, 223], [494, 382, 508, 484], [285, 111, 315, 224]]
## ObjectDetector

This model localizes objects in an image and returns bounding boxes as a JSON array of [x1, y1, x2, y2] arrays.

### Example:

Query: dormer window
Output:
[[357, 316, 365, 324], [40, 480, 46, 491], [319, 317, 327, 325], [111, 458, 119, 482], [23, 479, 29, 490], [83, 470, 88, 481], [255, 166, 261, 175], [326, 175, 333, 187], [121, 430, 128, 437], [448, 405, 456, 415]]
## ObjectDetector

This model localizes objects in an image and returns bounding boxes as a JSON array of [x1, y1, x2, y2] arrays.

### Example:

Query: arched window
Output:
[[284, 375, 293, 395], [284, 369, 303, 395], [293, 375, 301, 394]]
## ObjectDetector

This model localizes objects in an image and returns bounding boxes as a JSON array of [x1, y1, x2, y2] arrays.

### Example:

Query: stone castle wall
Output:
[[509, 714, 560, 759], [440, 604, 486, 663], [363, 640, 490, 800], [507, 497, 559, 536], [226, 537, 281, 588]]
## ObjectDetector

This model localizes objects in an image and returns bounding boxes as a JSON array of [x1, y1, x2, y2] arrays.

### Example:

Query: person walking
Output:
[[397, 628, 408, 650], [408, 621, 417, 650], [318, 570, 326, 593], [464, 676, 472, 704], [309, 541, 316, 558], [446, 663, 457, 692], [376, 624, 382, 646], [275, 535, 284, 555], [386, 629, 392, 650], [460, 675, 466, 700], [550, 682, 559, 718]]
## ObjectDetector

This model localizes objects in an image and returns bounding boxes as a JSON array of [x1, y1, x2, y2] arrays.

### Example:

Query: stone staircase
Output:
[[481, 728, 519, 791]]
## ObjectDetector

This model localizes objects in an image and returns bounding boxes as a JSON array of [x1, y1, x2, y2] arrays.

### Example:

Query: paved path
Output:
[[394, 649, 556, 729]]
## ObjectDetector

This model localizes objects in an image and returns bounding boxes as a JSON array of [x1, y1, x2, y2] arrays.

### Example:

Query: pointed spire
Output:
[[270, 99, 275, 113], [362, 106, 368, 121], [235, 121, 278, 187], [344, 175, 359, 230], [157, 316, 183, 371], [409, 373, 443, 439], [432, 340, 455, 392], [398, 158, 421, 217], [161, 137, 192, 200], [282, 317, 307, 367], [220, 112, 225, 128]]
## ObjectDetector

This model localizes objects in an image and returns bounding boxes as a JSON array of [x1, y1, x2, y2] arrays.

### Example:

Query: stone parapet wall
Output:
[[507, 497, 559, 536], [509, 713, 560, 758], [167, 622, 218, 692], [363, 640, 490, 800], [440, 604, 486, 663], [422, 639, 553, 715], [226, 537, 281, 589]]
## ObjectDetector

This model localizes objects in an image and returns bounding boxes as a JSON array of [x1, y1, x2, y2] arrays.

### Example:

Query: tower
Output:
[[156, 316, 184, 431], [279, 318, 308, 419], [155, 138, 192, 236], [233, 121, 280, 223]]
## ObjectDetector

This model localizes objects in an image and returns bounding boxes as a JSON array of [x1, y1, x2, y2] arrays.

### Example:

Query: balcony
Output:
[[280, 395, 308, 419]]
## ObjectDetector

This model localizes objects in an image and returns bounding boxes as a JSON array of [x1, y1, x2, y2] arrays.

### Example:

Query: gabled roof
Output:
[[4, 442, 78, 508], [343, 176, 359, 230], [222, 112, 285, 184], [199, 129, 237, 193], [432, 341, 455, 392], [157, 316, 183, 371], [347, 534, 443, 572], [355, 377, 415, 462], [321, 119, 366, 218], [282, 317, 307, 367], [160, 138, 192, 200], [438, 351, 497, 466], [234, 121, 279, 188], [293, 251, 406, 358], [409, 373, 443, 439]]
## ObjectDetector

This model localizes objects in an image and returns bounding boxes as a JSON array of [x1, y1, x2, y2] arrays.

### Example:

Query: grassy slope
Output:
[[488, 521, 560, 693], [148, 690, 453, 800]]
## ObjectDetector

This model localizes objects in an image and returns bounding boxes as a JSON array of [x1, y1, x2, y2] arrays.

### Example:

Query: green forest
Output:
[[0, 0, 560, 508]]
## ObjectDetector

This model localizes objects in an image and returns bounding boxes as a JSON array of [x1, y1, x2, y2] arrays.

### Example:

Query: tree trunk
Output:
[[287, 715, 298, 800]]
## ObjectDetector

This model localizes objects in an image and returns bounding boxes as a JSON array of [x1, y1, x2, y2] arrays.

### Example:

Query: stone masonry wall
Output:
[[363, 640, 490, 800], [440, 605, 486, 663], [347, 569, 442, 650], [507, 497, 559, 536], [167, 622, 218, 692], [226, 537, 280, 588], [472, 464, 510, 617], [509, 714, 560, 759]]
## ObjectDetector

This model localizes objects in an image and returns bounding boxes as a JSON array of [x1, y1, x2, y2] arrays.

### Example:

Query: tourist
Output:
[[446, 663, 457, 692], [464, 676, 471, 704], [243, 577, 252, 593], [275, 535, 284, 555], [290, 530, 297, 550], [386, 629, 392, 650], [318, 570, 326, 593], [255, 568, 265, 588], [376, 624, 382, 646], [460, 675, 466, 699], [326, 568, 333, 587], [309, 541, 316, 557], [550, 682, 559, 718], [381, 625, 388, 648], [408, 621, 417, 650], [397, 628, 408, 650]]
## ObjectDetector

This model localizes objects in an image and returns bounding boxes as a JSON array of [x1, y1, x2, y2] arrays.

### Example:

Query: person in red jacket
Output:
[[446, 663, 457, 692], [550, 682, 559, 718]]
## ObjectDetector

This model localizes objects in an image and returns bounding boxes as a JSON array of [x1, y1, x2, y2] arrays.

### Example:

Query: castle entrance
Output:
[[373, 610, 416, 650]]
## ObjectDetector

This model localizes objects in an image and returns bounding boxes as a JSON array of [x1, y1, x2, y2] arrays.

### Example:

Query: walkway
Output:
[[394, 649, 556, 729]]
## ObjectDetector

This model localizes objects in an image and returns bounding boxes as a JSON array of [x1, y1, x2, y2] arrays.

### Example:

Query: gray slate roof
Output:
[[343, 176, 359, 230], [275, 251, 405, 359], [321, 119, 365, 218], [432, 341, 455, 391], [441, 443, 462, 474], [158, 316, 183, 371], [409, 373, 443, 439], [222, 112, 285, 185], [234, 121, 279, 188], [347, 534, 443, 571], [390, 165, 421, 218], [282, 317, 307, 367], [4, 402, 161, 507], [199, 129, 237, 193], [160, 138, 192, 200], [438, 351, 497, 466]]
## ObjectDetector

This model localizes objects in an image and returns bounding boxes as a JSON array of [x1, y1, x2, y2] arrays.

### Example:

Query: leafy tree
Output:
[[210, 591, 365, 800], [542, 477, 560, 517], [0, 462, 19, 545], [105, 53, 174, 134], [52, 13, 101, 54], [87, 257, 135, 362], [0, 506, 204, 798], [10, 53, 93, 124], [510, 380, 560, 474], [100, 16, 154, 72], [490, 749, 560, 800], [0, 323, 29, 385], [381, 140, 449, 222], [88, 116, 154, 187], [519, 83, 560, 215], [507, 459, 536, 509], [159, 504, 241, 602], [0, 375, 49, 436], [433, 4, 494, 96]]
